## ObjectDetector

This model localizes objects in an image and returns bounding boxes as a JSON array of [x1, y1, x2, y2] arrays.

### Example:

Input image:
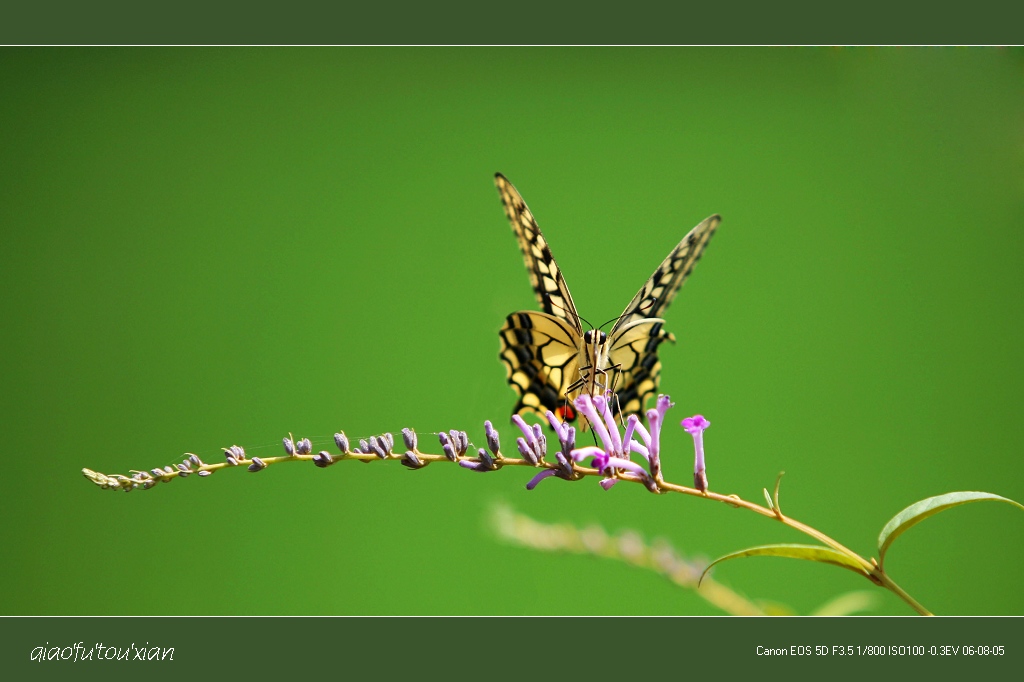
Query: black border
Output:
[[3, 616, 1021, 677], [1, 1, 1022, 45]]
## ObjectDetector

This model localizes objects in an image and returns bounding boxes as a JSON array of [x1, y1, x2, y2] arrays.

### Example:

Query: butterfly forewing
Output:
[[612, 214, 720, 332], [495, 173, 718, 424], [495, 173, 583, 333], [605, 214, 720, 415]]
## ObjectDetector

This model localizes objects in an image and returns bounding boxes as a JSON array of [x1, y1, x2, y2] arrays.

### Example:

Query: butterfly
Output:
[[496, 172, 719, 425]]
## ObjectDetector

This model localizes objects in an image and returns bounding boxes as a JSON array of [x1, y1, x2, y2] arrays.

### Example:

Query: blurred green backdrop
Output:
[[1, 47, 1022, 615]]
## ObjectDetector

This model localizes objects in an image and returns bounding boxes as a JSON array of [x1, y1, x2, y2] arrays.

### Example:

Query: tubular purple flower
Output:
[[621, 414, 649, 463], [477, 447, 497, 470], [484, 420, 500, 455], [570, 445, 605, 463], [554, 452, 574, 479], [545, 410, 576, 456], [525, 469, 558, 490], [438, 432, 457, 462], [654, 395, 674, 425], [622, 414, 639, 453], [516, 437, 538, 465], [402, 428, 417, 452], [605, 457, 648, 477], [545, 411, 568, 438], [450, 430, 468, 457], [592, 394, 622, 456], [681, 415, 710, 492], [573, 394, 613, 453], [599, 478, 618, 491], [632, 419, 651, 447], [576, 448, 648, 478], [401, 451, 424, 469], [563, 425, 576, 455], [532, 424, 547, 459], [368, 436, 387, 459], [512, 414, 538, 449], [645, 407, 665, 479], [629, 440, 650, 461]]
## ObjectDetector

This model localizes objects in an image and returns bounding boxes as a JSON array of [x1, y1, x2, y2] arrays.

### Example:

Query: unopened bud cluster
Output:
[[84, 393, 712, 500]]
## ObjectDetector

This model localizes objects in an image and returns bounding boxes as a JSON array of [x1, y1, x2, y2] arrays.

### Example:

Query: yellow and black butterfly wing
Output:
[[608, 214, 720, 415], [499, 311, 582, 420], [607, 319, 674, 417], [613, 214, 720, 331], [494, 173, 583, 334]]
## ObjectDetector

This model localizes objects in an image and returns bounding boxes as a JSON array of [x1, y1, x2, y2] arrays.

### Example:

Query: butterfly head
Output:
[[582, 329, 608, 346]]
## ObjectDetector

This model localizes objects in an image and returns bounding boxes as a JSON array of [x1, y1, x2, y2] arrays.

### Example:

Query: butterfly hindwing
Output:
[[499, 311, 581, 419], [607, 319, 675, 417]]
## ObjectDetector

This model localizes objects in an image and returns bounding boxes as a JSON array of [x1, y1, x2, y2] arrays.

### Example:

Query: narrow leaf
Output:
[[878, 491, 1024, 564], [699, 544, 870, 585]]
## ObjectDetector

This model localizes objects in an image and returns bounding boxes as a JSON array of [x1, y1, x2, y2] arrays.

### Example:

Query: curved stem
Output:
[[657, 478, 929, 614], [872, 571, 933, 616], [84, 441, 932, 614]]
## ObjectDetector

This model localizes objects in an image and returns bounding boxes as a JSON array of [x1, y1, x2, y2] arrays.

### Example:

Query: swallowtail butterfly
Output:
[[496, 173, 719, 424]]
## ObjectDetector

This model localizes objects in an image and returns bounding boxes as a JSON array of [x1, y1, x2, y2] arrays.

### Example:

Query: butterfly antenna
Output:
[[546, 295, 596, 330], [597, 297, 659, 331]]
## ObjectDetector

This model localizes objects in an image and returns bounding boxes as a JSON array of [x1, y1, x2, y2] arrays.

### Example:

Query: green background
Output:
[[2, 47, 1022, 616]]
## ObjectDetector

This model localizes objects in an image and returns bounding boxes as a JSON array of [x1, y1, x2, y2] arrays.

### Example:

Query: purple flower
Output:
[[515, 437, 538, 465], [484, 420, 500, 455], [681, 415, 710, 492], [438, 432, 457, 462], [572, 394, 615, 455], [570, 392, 659, 489], [545, 411, 576, 457], [525, 469, 559, 490], [592, 394, 623, 456], [512, 414, 543, 463], [645, 395, 674, 479], [524, 451, 576, 491]]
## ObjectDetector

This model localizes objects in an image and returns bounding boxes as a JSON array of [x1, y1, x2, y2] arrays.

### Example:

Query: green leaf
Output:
[[878, 491, 1024, 564], [699, 544, 870, 585]]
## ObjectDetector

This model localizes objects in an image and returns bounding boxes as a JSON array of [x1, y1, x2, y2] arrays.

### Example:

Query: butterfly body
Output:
[[495, 173, 718, 424]]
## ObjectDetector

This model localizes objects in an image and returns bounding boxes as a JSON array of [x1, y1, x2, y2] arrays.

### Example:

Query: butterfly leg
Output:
[[567, 364, 596, 397], [602, 362, 628, 427]]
